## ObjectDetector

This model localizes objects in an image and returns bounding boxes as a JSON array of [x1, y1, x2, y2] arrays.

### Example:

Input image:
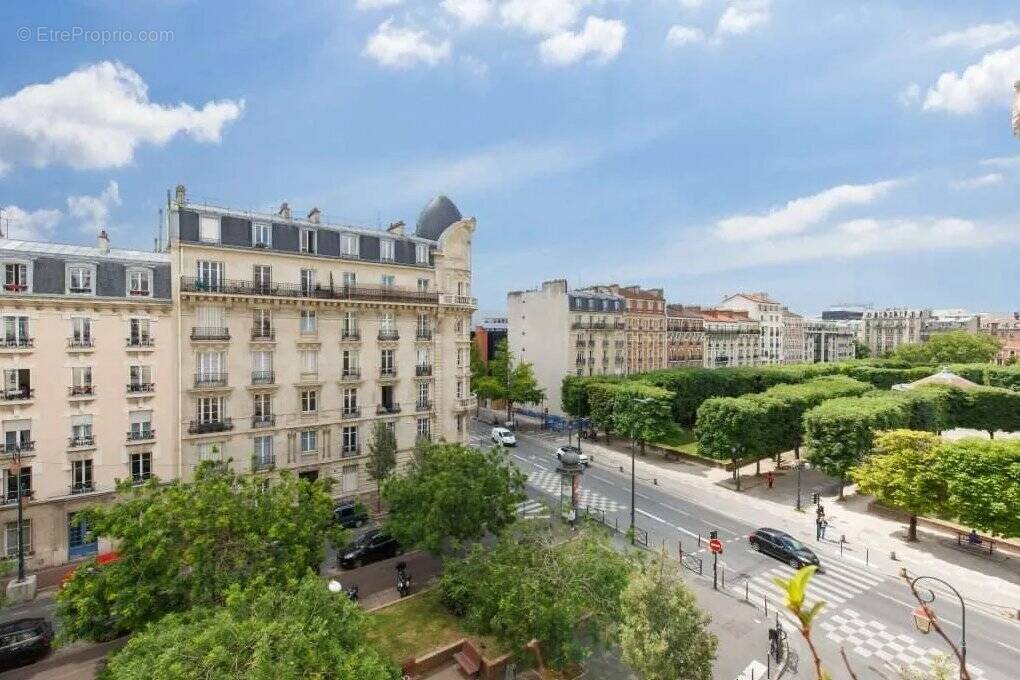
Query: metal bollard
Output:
[[866, 548, 869, 565], [764, 595, 768, 616], [653, 478, 658, 485], [721, 568, 726, 589], [745, 581, 749, 602], [698, 533, 702, 547]]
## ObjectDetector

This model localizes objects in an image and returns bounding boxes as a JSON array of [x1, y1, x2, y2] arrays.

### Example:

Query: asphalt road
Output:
[[473, 423, 1020, 680]]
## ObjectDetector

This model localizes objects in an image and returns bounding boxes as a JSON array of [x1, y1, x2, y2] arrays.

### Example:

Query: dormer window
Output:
[[127, 269, 152, 297], [67, 264, 95, 295], [300, 229, 317, 254], [415, 243, 430, 264], [340, 234, 359, 258], [3, 262, 29, 293], [380, 239, 395, 262], [253, 222, 271, 248], [199, 215, 221, 243]]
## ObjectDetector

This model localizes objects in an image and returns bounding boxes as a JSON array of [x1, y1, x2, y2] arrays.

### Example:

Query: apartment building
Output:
[[581, 285, 666, 374], [699, 308, 761, 367], [782, 309, 806, 364], [982, 313, 1020, 365], [719, 292, 785, 364], [169, 187, 476, 500], [0, 234, 175, 569], [922, 309, 982, 341], [507, 280, 626, 415], [473, 315, 507, 364], [665, 305, 705, 368], [860, 308, 932, 356], [805, 320, 856, 363]]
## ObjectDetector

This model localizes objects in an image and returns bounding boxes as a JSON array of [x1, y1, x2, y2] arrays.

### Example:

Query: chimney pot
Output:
[[387, 220, 405, 235], [308, 207, 321, 224], [174, 184, 186, 206], [279, 202, 291, 219], [98, 230, 111, 254]]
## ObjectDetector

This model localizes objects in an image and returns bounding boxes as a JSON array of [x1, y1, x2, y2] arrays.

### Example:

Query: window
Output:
[[417, 382, 430, 405], [3, 316, 29, 346], [416, 313, 431, 336], [253, 308, 272, 337], [301, 269, 317, 296], [253, 222, 271, 247], [129, 318, 151, 346], [342, 349, 360, 374], [252, 350, 273, 378], [4, 520, 30, 557], [71, 317, 91, 345], [416, 347, 431, 367], [67, 265, 94, 294], [342, 271, 356, 288], [457, 414, 465, 434], [301, 390, 318, 413], [129, 410, 152, 439], [417, 278, 429, 293], [380, 312, 395, 332], [381, 274, 395, 288], [416, 417, 431, 441], [129, 365, 152, 389], [455, 319, 464, 335], [340, 234, 359, 257], [380, 239, 395, 262], [196, 261, 223, 291], [130, 452, 152, 483], [342, 464, 359, 492], [199, 215, 221, 243], [3, 262, 29, 292], [72, 459, 93, 493], [253, 265, 272, 292], [197, 441, 222, 462], [127, 269, 151, 297], [381, 348, 395, 373], [196, 351, 224, 379], [253, 436, 273, 467], [5, 466, 31, 501], [456, 380, 463, 398], [300, 429, 318, 453], [198, 397, 223, 423], [3, 420, 32, 451], [253, 393, 272, 419], [71, 415, 93, 445], [342, 311, 358, 336], [457, 348, 465, 367], [300, 228, 317, 254], [300, 310, 317, 334], [300, 350, 318, 375], [342, 388, 358, 413], [71, 367, 93, 393], [342, 426, 358, 455], [416, 243, 430, 264]]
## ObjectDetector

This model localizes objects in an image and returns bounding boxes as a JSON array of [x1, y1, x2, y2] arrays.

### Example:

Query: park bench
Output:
[[453, 640, 482, 677], [955, 532, 996, 556]]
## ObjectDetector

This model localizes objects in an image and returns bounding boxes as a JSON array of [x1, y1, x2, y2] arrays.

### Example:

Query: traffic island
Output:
[[5, 574, 36, 604]]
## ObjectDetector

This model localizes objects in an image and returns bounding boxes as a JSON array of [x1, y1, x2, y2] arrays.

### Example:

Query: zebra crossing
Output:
[[734, 556, 885, 626], [526, 470, 624, 513], [516, 499, 549, 519]]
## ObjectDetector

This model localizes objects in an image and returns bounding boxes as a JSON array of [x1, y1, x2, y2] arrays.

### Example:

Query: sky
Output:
[[1, 1, 1018, 317]]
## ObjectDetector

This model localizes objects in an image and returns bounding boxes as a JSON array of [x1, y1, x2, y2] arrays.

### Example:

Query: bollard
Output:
[[721, 568, 726, 589], [619, 465, 624, 473], [764, 595, 768, 616], [678, 539, 683, 557], [615, 517, 619, 533], [890, 550, 897, 561], [745, 581, 749, 602], [653, 478, 658, 486], [899, 567, 908, 578], [698, 533, 703, 547], [866, 548, 869, 565]]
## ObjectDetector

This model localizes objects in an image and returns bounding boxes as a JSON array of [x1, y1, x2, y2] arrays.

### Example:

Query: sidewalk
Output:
[[496, 410, 1020, 620]]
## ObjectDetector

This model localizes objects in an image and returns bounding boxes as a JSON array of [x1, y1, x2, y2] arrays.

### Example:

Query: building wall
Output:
[[508, 282, 571, 416], [666, 310, 705, 367], [719, 294, 785, 365], [861, 308, 932, 356], [782, 311, 806, 364], [982, 314, 1020, 365], [805, 321, 856, 363], [703, 319, 761, 367]]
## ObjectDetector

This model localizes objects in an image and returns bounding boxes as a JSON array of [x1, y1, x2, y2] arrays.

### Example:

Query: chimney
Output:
[[174, 184, 186, 206], [98, 230, 111, 254], [278, 202, 291, 220], [387, 220, 405, 235], [308, 207, 321, 224]]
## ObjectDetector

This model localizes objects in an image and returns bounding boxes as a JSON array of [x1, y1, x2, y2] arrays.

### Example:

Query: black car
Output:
[[749, 528, 822, 570], [334, 501, 369, 529], [338, 529, 402, 569], [0, 618, 53, 671]]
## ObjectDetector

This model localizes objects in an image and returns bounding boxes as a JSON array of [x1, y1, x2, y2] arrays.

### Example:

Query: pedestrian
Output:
[[815, 517, 822, 542], [765, 471, 775, 489], [819, 518, 828, 541], [568, 507, 577, 530]]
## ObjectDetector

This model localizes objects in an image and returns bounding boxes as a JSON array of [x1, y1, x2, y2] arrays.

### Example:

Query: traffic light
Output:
[[709, 530, 718, 540]]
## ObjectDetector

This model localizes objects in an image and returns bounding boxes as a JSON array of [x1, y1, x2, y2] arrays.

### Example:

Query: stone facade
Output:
[[581, 285, 666, 374], [805, 320, 856, 363], [665, 305, 705, 367], [699, 308, 761, 367], [718, 292, 785, 365], [982, 313, 1020, 365], [782, 309, 806, 364], [861, 308, 932, 356]]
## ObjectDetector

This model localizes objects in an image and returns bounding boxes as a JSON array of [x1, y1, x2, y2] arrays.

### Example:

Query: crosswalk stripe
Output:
[[739, 581, 802, 627]]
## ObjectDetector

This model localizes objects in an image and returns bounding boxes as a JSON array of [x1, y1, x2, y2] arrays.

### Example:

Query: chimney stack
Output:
[[387, 220, 405, 235], [279, 202, 291, 220], [308, 207, 321, 224], [98, 230, 111, 254], [174, 184, 186, 206]]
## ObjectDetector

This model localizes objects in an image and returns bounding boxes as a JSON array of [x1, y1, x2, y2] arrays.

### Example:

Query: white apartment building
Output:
[[782, 309, 806, 364], [0, 234, 176, 569], [860, 308, 932, 356], [507, 280, 626, 416], [922, 309, 982, 341], [719, 292, 785, 364], [805, 320, 856, 363]]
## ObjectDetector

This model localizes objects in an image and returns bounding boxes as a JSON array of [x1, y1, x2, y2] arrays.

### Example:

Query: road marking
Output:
[[531, 462, 548, 471], [636, 508, 666, 524], [590, 475, 616, 486], [871, 591, 962, 631], [996, 640, 1020, 654], [675, 525, 701, 539], [660, 503, 691, 516], [701, 519, 741, 537], [735, 660, 767, 680]]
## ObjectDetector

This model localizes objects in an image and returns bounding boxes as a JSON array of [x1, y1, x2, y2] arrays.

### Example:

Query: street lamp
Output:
[[629, 397, 654, 544], [795, 460, 804, 511], [6, 446, 30, 583], [730, 445, 742, 492], [908, 576, 967, 670]]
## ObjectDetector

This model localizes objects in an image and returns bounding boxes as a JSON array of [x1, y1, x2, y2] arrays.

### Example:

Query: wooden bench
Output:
[[453, 640, 482, 677], [955, 532, 995, 555]]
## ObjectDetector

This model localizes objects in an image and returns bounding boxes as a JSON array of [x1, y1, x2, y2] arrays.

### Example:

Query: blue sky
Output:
[[1, 1, 1018, 316]]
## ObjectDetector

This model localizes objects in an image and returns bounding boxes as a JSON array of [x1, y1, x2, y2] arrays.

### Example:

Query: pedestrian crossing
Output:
[[516, 499, 549, 519], [527, 470, 624, 513], [733, 556, 885, 626]]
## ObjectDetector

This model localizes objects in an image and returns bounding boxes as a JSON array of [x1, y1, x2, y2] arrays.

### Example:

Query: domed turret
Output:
[[415, 195, 462, 240]]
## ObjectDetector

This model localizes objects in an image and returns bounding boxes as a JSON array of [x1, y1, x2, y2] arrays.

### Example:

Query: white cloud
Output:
[[950, 172, 1004, 190], [363, 19, 452, 69], [0, 204, 62, 241], [442, 0, 494, 27], [980, 154, 1020, 168], [927, 21, 1020, 50], [355, 0, 402, 9], [539, 17, 626, 66], [715, 179, 903, 241], [898, 83, 922, 107], [666, 25, 705, 47], [922, 45, 1020, 114], [716, 0, 770, 37], [0, 62, 243, 174], [67, 180, 122, 233], [500, 0, 587, 36]]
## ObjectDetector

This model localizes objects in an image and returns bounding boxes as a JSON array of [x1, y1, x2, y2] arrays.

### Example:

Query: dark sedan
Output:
[[338, 529, 402, 569], [749, 528, 822, 570], [0, 618, 53, 671]]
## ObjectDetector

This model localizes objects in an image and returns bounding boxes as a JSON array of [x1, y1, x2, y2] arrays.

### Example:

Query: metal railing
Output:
[[69, 385, 95, 397], [0, 388, 34, 401], [251, 328, 275, 341], [127, 382, 155, 394], [194, 373, 228, 388], [127, 429, 155, 442], [181, 276, 440, 306], [416, 329, 433, 341], [341, 329, 361, 340], [378, 329, 400, 341], [379, 368, 397, 379], [439, 294, 477, 307], [67, 337, 94, 349], [0, 338, 33, 349], [415, 364, 433, 377], [251, 454, 275, 471], [188, 418, 233, 434], [251, 414, 275, 428], [68, 435, 95, 448], [126, 336, 155, 348], [0, 442, 35, 454], [251, 370, 275, 385], [416, 400, 433, 412], [70, 483, 96, 495], [340, 369, 362, 381], [341, 445, 360, 457], [191, 327, 231, 341], [342, 407, 361, 418], [376, 404, 401, 415]]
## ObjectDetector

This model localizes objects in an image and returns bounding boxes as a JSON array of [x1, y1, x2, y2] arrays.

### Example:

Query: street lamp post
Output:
[[909, 575, 967, 673], [7, 446, 28, 582], [795, 460, 803, 511], [730, 445, 742, 491]]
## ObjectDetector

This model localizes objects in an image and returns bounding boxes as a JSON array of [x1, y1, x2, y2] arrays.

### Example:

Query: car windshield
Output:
[[783, 536, 808, 552]]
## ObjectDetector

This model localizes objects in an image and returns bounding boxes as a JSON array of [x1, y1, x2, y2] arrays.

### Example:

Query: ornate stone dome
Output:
[[415, 195, 462, 240]]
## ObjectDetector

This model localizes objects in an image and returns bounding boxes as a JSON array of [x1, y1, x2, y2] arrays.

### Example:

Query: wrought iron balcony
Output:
[[251, 414, 276, 429], [341, 329, 361, 341], [127, 382, 155, 394], [376, 404, 401, 415], [416, 329, 433, 341], [0, 441, 35, 455], [415, 364, 433, 377], [341, 407, 361, 419], [188, 418, 233, 434], [126, 336, 155, 348], [2, 283, 28, 293], [180, 276, 440, 305], [68, 435, 95, 448], [416, 400, 433, 412], [0, 338, 33, 350], [191, 327, 230, 341], [70, 483, 96, 495], [194, 372, 228, 388], [69, 385, 96, 397], [251, 454, 275, 471], [2, 490, 33, 505], [251, 327, 275, 341], [378, 329, 400, 342], [380, 368, 397, 379], [127, 429, 155, 442], [251, 370, 275, 385], [67, 337, 94, 349], [340, 368, 362, 381], [0, 388, 33, 402]]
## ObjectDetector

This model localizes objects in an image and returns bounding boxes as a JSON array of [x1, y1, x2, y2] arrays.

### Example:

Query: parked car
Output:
[[555, 445, 590, 467], [749, 528, 822, 570], [338, 529, 402, 569], [0, 618, 53, 671], [491, 427, 516, 447], [333, 501, 369, 529]]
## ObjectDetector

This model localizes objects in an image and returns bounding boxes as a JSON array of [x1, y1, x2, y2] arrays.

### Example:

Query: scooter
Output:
[[395, 561, 412, 598]]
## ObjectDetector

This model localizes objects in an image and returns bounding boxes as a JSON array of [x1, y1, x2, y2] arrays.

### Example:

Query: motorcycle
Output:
[[395, 561, 412, 598]]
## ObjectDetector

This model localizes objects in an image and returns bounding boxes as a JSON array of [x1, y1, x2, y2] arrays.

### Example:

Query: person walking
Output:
[[765, 471, 775, 489], [819, 517, 828, 541]]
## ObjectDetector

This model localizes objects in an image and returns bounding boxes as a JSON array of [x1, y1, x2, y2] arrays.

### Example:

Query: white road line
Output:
[[634, 491, 651, 500], [995, 640, 1020, 654], [532, 462, 548, 471], [871, 591, 962, 631], [701, 519, 741, 537], [590, 475, 616, 486], [660, 503, 691, 516], [674, 525, 701, 539], [636, 508, 666, 524]]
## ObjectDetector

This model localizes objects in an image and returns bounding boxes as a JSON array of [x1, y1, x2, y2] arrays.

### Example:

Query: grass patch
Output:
[[366, 588, 509, 662], [651, 425, 699, 454]]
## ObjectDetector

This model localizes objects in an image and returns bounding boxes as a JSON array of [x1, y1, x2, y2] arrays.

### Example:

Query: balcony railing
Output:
[[67, 337, 94, 349], [340, 368, 362, 381], [70, 483, 96, 495], [126, 336, 155, 348], [127, 382, 155, 394], [188, 419, 233, 434], [380, 368, 397, 379], [1, 338, 33, 349], [251, 328, 275, 341], [191, 327, 231, 341], [342, 407, 361, 419], [127, 429, 155, 442], [0, 442, 35, 455], [2, 283, 28, 293], [341, 445, 360, 457], [68, 435, 95, 448], [180, 276, 440, 306], [416, 400, 433, 412], [2, 490, 33, 505], [416, 329, 433, 341], [378, 329, 400, 342], [251, 454, 275, 471], [341, 328, 361, 341], [438, 294, 478, 307], [376, 404, 401, 415], [415, 364, 433, 377], [69, 385, 95, 397], [0, 388, 33, 402], [194, 372, 228, 388], [251, 414, 275, 428], [251, 370, 275, 385]]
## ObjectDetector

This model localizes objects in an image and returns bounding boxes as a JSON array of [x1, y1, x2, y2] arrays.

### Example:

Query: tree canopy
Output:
[[57, 464, 340, 641], [382, 442, 526, 554], [611, 383, 675, 454], [101, 576, 398, 680], [475, 339, 545, 421], [934, 438, 1020, 538], [893, 331, 1001, 366], [365, 421, 398, 511]]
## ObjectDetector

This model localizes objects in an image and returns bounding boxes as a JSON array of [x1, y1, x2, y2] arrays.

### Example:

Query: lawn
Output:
[[366, 588, 509, 662], [651, 424, 699, 454]]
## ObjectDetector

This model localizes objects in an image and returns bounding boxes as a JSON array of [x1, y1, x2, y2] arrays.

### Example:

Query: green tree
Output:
[[851, 430, 947, 541], [612, 384, 674, 456], [935, 438, 1020, 538], [475, 339, 545, 424], [101, 575, 398, 680], [469, 341, 487, 416], [440, 525, 633, 669], [588, 381, 617, 441], [365, 421, 398, 512], [957, 387, 1020, 439], [57, 464, 340, 641], [382, 442, 526, 554], [619, 562, 717, 680], [853, 340, 871, 359], [695, 397, 772, 483], [893, 331, 1000, 366]]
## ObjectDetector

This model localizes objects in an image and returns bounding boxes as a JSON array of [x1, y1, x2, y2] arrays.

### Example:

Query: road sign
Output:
[[709, 538, 724, 554]]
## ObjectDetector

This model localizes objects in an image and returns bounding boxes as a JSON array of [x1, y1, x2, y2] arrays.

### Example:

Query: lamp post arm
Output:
[[907, 575, 968, 679]]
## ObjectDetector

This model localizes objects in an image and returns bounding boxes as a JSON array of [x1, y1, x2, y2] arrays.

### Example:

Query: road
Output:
[[473, 422, 1019, 680]]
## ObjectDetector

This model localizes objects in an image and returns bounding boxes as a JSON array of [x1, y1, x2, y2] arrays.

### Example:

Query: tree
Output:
[[851, 430, 947, 541], [365, 421, 397, 511], [475, 339, 545, 423], [853, 340, 871, 359], [619, 562, 717, 680], [382, 442, 526, 554], [893, 331, 1000, 366], [101, 575, 398, 680], [440, 525, 633, 669], [957, 387, 1020, 439], [935, 438, 1020, 538], [57, 464, 340, 641], [612, 384, 674, 456], [469, 341, 487, 416]]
